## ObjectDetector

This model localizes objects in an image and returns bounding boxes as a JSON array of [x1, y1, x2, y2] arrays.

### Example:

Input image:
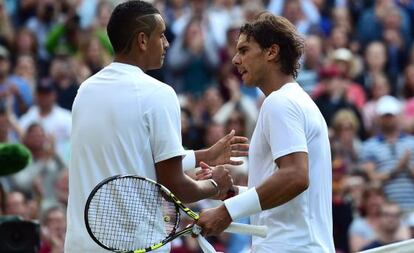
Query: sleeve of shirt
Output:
[[262, 95, 308, 161], [147, 86, 186, 163]]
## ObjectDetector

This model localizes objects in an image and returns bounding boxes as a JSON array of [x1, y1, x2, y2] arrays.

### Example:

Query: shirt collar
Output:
[[376, 132, 407, 142], [110, 62, 144, 74]]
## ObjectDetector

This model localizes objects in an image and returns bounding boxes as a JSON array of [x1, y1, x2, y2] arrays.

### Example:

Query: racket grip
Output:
[[224, 223, 268, 238]]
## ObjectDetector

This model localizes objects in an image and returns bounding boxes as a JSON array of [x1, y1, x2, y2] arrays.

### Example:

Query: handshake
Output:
[[196, 161, 237, 200]]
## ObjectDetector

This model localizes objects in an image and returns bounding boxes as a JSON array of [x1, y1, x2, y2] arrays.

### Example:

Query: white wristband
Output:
[[224, 187, 262, 221], [182, 150, 196, 171]]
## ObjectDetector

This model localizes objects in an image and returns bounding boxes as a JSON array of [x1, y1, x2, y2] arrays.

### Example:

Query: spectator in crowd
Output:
[[361, 73, 391, 136], [13, 27, 37, 60], [328, 48, 365, 109], [9, 123, 65, 210], [267, 0, 320, 35], [297, 34, 324, 94], [330, 109, 362, 173], [39, 205, 66, 253], [25, 0, 58, 76], [5, 190, 29, 220], [48, 57, 79, 110], [19, 78, 71, 162], [360, 95, 414, 213], [361, 202, 410, 251], [357, 0, 411, 48], [314, 64, 363, 134], [0, 0, 14, 48], [89, 0, 114, 56], [167, 16, 219, 96], [0, 45, 32, 117], [355, 41, 395, 97], [212, 75, 258, 138], [197, 86, 225, 126], [12, 54, 37, 95], [381, 6, 410, 83], [348, 185, 386, 253], [208, 0, 243, 48], [45, 11, 82, 57]]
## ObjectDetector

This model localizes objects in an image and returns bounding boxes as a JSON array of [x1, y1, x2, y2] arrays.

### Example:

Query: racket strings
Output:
[[87, 177, 178, 251]]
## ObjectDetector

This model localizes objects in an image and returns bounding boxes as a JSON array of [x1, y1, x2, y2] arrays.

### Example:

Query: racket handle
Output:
[[224, 223, 268, 238]]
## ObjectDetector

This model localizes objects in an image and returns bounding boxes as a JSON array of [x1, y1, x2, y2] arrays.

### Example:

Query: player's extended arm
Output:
[[195, 152, 309, 236], [155, 156, 232, 203]]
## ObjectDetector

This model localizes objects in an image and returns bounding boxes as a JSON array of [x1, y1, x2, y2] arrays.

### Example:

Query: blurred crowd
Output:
[[0, 0, 414, 252]]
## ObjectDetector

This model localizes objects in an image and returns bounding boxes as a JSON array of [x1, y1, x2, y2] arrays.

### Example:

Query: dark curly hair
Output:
[[239, 12, 304, 78]]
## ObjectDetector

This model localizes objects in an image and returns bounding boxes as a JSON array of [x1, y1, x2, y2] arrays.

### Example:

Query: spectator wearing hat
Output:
[[329, 48, 366, 109], [312, 48, 367, 109], [313, 64, 365, 139], [360, 95, 414, 213], [18, 78, 71, 163]]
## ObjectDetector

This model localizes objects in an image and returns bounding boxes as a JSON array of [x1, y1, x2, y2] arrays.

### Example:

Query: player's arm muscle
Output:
[[256, 152, 309, 210]]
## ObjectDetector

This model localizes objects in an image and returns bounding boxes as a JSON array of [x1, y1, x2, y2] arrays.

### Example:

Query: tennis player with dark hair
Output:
[[196, 12, 335, 252], [64, 1, 248, 252]]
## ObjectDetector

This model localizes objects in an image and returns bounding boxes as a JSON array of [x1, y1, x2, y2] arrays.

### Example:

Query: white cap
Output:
[[376, 95, 402, 116], [332, 48, 353, 62]]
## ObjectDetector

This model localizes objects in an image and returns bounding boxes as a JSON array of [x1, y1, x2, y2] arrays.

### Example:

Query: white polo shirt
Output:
[[64, 62, 186, 253], [248, 83, 334, 253]]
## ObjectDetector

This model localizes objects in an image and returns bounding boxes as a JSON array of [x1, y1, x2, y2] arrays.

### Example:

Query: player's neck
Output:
[[113, 54, 149, 72], [259, 71, 295, 96]]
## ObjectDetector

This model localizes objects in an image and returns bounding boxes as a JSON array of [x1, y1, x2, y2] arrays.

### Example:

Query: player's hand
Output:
[[197, 163, 236, 200], [206, 130, 248, 166], [200, 162, 233, 199], [195, 163, 212, 180], [195, 205, 232, 237]]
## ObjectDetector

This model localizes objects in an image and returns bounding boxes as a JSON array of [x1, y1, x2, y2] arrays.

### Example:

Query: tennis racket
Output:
[[84, 174, 267, 253]]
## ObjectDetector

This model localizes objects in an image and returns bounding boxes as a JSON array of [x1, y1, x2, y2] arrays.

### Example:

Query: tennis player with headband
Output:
[[196, 12, 335, 253], [64, 1, 248, 252]]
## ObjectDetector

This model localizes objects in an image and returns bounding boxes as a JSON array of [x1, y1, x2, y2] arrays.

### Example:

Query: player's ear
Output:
[[267, 44, 279, 62], [137, 32, 149, 51]]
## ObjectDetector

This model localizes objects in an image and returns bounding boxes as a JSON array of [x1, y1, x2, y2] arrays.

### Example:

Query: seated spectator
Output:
[[361, 202, 410, 251], [5, 190, 30, 220], [39, 205, 66, 253], [348, 185, 385, 253], [9, 123, 65, 210], [331, 109, 362, 173], [360, 95, 414, 213], [313, 64, 364, 138]]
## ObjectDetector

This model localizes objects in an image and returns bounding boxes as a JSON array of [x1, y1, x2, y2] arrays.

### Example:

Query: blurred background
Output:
[[0, 0, 414, 252]]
